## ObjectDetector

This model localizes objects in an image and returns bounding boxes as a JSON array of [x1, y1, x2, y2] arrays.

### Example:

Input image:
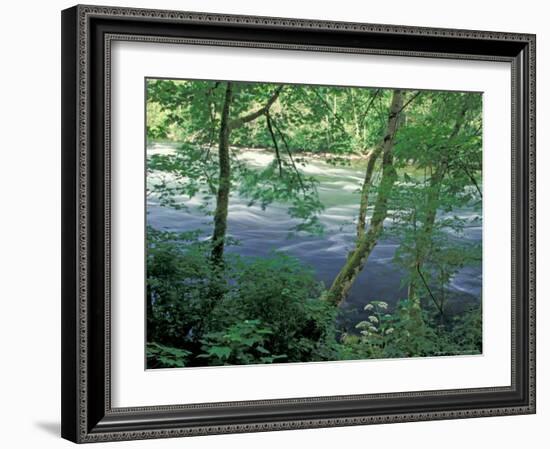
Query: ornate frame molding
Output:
[[61, 4, 536, 443]]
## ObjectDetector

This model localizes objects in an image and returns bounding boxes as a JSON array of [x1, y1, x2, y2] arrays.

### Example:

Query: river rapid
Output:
[[147, 143, 482, 328]]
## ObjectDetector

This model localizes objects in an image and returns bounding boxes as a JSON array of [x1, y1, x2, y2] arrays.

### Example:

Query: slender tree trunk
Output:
[[408, 103, 469, 311], [210, 82, 233, 265], [356, 145, 383, 240], [210, 83, 282, 264], [407, 162, 446, 315], [326, 90, 404, 306]]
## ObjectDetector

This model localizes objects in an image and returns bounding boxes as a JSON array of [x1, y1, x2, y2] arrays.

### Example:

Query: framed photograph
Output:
[[61, 4, 536, 443]]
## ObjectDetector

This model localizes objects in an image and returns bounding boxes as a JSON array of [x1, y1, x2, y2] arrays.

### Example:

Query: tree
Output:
[[390, 92, 482, 319], [326, 90, 404, 306], [146, 79, 484, 367], [210, 82, 284, 264], [147, 80, 289, 264], [146, 80, 481, 314], [210, 82, 233, 264]]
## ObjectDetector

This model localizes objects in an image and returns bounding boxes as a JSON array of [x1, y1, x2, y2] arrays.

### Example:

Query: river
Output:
[[147, 144, 482, 328]]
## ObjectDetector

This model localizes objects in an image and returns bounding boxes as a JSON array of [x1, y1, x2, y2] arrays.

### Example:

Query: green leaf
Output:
[[208, 346, 231, 359]]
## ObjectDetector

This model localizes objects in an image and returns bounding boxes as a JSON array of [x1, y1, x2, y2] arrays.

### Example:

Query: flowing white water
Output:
[[147, 144, 482, 320]]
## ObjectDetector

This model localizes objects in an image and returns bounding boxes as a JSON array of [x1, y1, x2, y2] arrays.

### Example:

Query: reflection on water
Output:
[[147, 145, 482, 324]]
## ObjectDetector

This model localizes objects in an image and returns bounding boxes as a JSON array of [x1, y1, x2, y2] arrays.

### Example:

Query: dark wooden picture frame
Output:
[[61, 4, 536, 443]]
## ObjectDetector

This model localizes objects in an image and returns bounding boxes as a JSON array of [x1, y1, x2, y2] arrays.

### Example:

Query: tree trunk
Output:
[[210, 82, 233, 265], [326, 90, 404, 306], [407, 162, 446, 313], [408, 103, 469, 308], [356, 145, 383, 240], [210, 83, 282, 265]]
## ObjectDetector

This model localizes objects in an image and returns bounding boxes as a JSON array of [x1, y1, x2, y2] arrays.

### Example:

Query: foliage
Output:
[[146, 342, 192, 368], [146, 226, 481, 368], [198, 320, 286, 365], [146, 230, 339, 367], [147, 143, 219, 211], [145, 78, 483, 369], [216, 253, 340, 362], [235, 157, 325, 235], [342, 300, 482, 360], [146, 227, 225, 366]]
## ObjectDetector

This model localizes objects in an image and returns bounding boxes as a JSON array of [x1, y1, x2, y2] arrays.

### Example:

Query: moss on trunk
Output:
[[327, 90, 404, 306], [211, 82, 233, 265], [356, 146, 383, 240]]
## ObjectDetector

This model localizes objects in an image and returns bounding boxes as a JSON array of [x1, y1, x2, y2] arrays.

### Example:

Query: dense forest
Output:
[[145, 79, 483, 368]]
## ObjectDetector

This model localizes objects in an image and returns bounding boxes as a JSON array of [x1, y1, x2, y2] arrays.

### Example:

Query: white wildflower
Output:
[[378, 301, 388, 310], [364, 304, 374, 311], [386, 328, 394, 335], [368, 315, 379, 324]]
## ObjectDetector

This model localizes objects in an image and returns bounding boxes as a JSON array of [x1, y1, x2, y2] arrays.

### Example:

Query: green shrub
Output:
[[146, 342, 192, 368], [342, 299, 482, 360], [146, 228, 228, 352], [197, 320, 287, 366], [146, 229, 339, 367], [211, 252, 339, 362], [146, 229, 481, 368], [446, 306, 482, 354]]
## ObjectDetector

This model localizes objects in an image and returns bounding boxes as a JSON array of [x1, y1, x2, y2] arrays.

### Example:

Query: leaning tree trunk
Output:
[[356, 145, 383, 240], [210, 82, 233, 265], [326, 90, 404, 306]]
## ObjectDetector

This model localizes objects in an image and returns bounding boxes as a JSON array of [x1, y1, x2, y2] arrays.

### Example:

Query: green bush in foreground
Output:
[[340, 300, 481, 361], [146, 228, 339, 368], [146, 228, 481, 368]]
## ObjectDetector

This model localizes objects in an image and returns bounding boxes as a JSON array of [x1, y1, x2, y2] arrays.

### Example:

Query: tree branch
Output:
[[360, 89, 381, 129], [310, 89, 347, 134], [395, 91, 422, 116], [229, 85, 284, 129], [455, 159, 483, 198], [416, 263, 444, 317], [271, 118, 306, 193], [265, 113, 283, 177]]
